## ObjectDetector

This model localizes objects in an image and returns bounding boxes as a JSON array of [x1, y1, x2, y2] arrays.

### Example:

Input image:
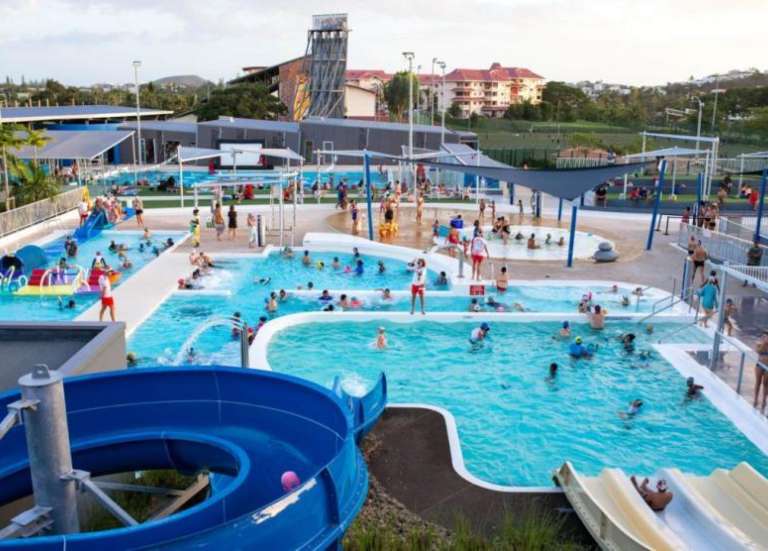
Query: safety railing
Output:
[[0, 188, 82, 238], [710, 330, 768, 408], [726, 264, 768, 289], [677, 223, 768, 267], [718, 217, 766, 243]]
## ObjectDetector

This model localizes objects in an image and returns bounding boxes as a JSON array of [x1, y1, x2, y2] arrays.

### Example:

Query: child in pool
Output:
[[375, 327, 387, 350]]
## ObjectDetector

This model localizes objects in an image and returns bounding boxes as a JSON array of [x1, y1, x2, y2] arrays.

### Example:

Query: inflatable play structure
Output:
[[0, 366, 386, 549], [12, 267, 87, 297], [556, 461, 768, 550]]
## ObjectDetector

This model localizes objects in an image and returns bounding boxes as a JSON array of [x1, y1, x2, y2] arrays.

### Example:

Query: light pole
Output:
[[431, 57, 437, 125], [438, 61, 446, 145], [711, 87, 725, 132], [402, 51, 415, 183], [132, 60, 143, 166], [689, 95, 703, 153]]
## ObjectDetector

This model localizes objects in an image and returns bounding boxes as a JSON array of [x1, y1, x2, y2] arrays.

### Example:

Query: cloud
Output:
[[0, 0, 765, 86]]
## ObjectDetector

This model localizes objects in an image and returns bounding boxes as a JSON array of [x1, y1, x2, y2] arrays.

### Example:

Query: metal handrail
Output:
[[712, 330, 768, 396], [638, 286, 697, 326]]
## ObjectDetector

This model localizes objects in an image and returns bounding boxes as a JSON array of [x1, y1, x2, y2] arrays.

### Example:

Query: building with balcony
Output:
[[428, 63, 544, 118]]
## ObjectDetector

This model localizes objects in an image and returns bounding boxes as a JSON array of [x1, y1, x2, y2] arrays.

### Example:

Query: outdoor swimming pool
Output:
[[126, 280, 668, 366], [265, 319, 768, 487], [437, 224, 611, 261], [110, 169, 387, 189], [0, 230, 183, 321]]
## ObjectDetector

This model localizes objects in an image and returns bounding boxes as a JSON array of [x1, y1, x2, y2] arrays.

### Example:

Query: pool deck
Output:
[[367, 407, 594, 542], [75, 248, 191, 335]]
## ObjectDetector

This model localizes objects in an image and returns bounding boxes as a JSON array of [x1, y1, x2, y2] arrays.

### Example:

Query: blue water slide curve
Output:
[[0, 366, 380, 550]]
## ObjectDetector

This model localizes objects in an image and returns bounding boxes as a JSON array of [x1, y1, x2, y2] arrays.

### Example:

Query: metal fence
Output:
[[0, 188, 81, 238], [555, 157, 611, 169], [710, 329, 768, 408], [677, 223, 768, 266], [717, 217, 764, 243]]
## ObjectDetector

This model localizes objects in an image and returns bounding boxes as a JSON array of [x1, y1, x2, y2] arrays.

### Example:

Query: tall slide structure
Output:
[[295, 14, 349, 120]]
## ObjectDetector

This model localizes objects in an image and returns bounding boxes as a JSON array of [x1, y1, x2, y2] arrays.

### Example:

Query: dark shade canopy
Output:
[[421, 160, 649, 200], [12, 130, 134, 160]]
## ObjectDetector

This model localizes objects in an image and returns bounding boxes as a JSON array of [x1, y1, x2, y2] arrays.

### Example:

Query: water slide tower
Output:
[[295, 14, 348, 119]]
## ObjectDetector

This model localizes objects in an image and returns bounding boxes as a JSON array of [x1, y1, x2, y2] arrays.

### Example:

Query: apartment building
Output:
[[433, 63, 544, 118]]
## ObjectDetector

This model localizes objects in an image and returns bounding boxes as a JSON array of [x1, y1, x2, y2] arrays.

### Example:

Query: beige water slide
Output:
[[555, 462, 768, 550]]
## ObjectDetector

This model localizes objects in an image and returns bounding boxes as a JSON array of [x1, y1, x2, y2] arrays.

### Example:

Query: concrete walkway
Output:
[[76, 251, 191, 336]]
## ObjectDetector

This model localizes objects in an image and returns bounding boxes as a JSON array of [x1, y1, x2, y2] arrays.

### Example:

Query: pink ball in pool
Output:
[[281, 470, 301, 492]]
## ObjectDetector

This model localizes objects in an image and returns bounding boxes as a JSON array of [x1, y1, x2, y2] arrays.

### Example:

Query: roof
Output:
[[344, 84, 377, 96], [444, 64, 544, 82], [345, 70, 392, 81], [231, 56, 308, 84], [0, 105, 172, 123], [118, 121, 197, 134], [441, 143, 507, 167], [11, 130, 134, 160], [198, 117, 299, 133], [302, 116, 447, 135]]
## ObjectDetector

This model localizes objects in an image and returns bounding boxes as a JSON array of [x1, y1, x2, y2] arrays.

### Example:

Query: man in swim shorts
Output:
[[410, 258, 427, 315]]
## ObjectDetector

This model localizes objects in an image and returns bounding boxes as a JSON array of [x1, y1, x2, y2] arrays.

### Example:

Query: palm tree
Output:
[[0, 123, 26, 209], [10, 157, 59, 204], [24, 128, 50, 165]]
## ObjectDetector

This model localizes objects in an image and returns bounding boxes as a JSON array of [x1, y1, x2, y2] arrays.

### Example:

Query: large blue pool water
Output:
[[110, 170, 387, 188], [0, 230, 181, 321], [266, 320, 768, 487]]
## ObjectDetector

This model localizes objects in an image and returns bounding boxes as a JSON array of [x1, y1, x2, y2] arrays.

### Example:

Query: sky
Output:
[[0, 0, 766, 87]]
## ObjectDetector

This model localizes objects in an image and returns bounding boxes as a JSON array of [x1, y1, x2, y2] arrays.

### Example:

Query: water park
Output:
[[1, 11, 768, 544]]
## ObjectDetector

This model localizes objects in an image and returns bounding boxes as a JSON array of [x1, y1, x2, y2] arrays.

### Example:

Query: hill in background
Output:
[[152, 75, 212, 89]]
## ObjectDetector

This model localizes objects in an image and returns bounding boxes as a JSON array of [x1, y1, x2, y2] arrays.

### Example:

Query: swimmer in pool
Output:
[[186, 347, 197, 363], [278, 289, 288, 301], [378, 260, 386, 274], [331, 257, 341, 270], [354, 259, 364, 276], [381, 288, 393, 301], [319, 289, 333, 302], [568, 337, 593, 358], [282, 246, 294, 259], [316, 260, 325, 270], [611, 284, 619, 293], [353, 247, 360, 258], [266, 292, 278, 313], [338, 294, 350, 309], [469, 298, 482, 312], [547, 362, 558, 381], [619, 399, 644, 419], [620, 333, 636, 353], [645, 324, 654, 335], [256, 277, 271, 285], [302, 250, 311, 266], [375, 327, 387, 350], [436, 271, 449, 286], [322, 303, 335, 312], [621, 295, 630, 307], [559, 321, 571, 338], [486, 297, 507, 312], [512, 302, 526, 312], [685, 377, 704, 399], [469, 322, 490, 349]]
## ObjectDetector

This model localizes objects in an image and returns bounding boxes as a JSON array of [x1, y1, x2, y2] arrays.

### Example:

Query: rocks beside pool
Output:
[[593, 241, 618, 263]]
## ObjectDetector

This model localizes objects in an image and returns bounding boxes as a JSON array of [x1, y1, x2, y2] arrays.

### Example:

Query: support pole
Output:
[[278, 179, 284, 247], [738, 156, 744, 196], [694, 172, 703, 220], [710, 263, 729, 370], [622, 173, 628, 198], [363, 151, 374, 240], [535, 192, 542, 219], [177, 146, 183, 209], [754, 168, 768, 243], [566, 205, 577, 268], [240, 320, 250, 368], [646, 159, 667, 251], [671, 158, 677, 197], [18, 365, 80, 534], [557, 197, 563, 221], [509, 182, 515, 205]]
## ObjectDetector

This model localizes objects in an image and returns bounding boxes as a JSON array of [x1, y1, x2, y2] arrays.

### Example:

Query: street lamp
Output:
[[689, 95, 703, 153], [132, 60, 143, 166], [431, 57, 438, 125], [711, 88, 726, 132], [402, 52, 415, 165], [437, 60, 446, 145]]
